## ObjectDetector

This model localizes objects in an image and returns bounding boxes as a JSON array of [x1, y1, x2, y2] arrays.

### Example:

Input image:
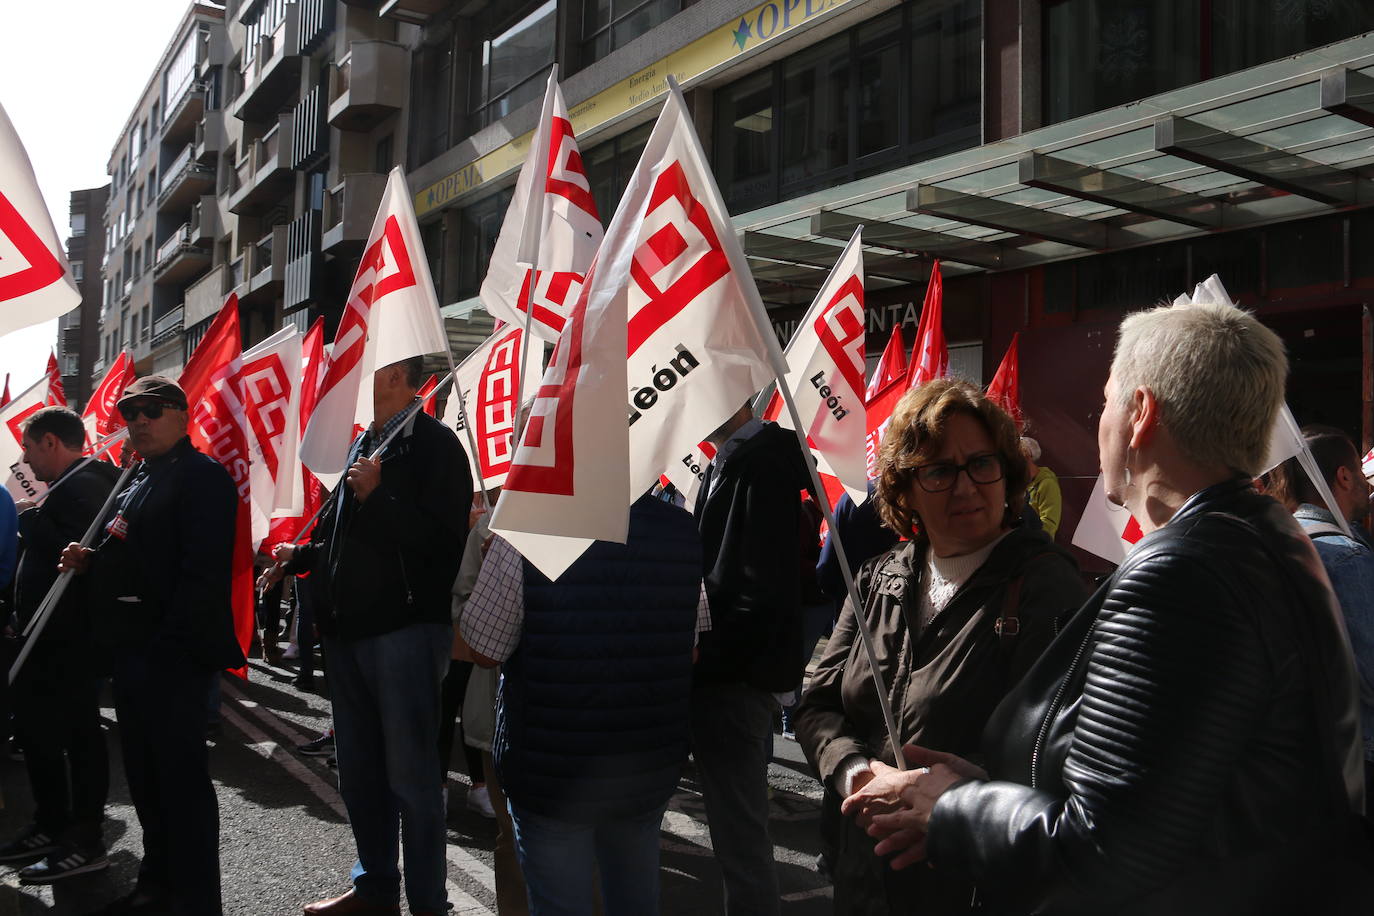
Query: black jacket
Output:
[[291, 410, 471, 641], [15, 458, 119, 653], [927, 479, 1370, 914], [89, 437, 246, 672], [694, 421, 813, 691]]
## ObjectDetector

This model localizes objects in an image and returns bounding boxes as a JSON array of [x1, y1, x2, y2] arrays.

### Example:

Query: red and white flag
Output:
[[181, 297, 255, 673], [986, 332, 1021, 425], [0, 375, 55, 502], [300, 167, 450, 482], [865, 325, 907, 402], [266, 318, 328, 549], [44, 351, 66, 407], [417, 375, 438, 417], [492, 84, 776, 577], [769, 228, 867, 504], [660, 439, 716, 512], [82, 350, 136, 460], [237, 326, 303, 549], [441, 324, 544, 491], [1, 374, 9, 407], [480, 69, 603, 343], [0, 102, 79, 336]]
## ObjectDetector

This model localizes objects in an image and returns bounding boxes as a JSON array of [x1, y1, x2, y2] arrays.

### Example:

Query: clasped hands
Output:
[[840, 745, 986, 870]]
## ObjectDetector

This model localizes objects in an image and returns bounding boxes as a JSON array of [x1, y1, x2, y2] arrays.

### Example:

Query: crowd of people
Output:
[[0, 292, 1372, 915]]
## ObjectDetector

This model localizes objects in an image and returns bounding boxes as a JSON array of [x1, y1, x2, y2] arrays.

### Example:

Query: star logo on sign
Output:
[[732, 18, 751, 51]]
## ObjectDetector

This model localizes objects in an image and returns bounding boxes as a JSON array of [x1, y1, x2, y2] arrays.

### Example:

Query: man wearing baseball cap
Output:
[[60, 375, 245, 916]]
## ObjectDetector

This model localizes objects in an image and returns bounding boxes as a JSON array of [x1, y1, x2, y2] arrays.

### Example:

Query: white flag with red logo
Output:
[[1070, 473, 1141, 565], [238, 326, 302, 549], [442, 324, 544, 491], [82, 350, 135, 459], [660, 439, 716, 513], [266, 318, 328, 549], [0, 376, 52, 502], [300, 167, 450, 480], [769, 228, 867, 504], [182, 297, 254, 674], [480, 69, 603, 343], [492, 84, 776, 578], [44, 350, 66, 407], [0, 102, 79, 336]]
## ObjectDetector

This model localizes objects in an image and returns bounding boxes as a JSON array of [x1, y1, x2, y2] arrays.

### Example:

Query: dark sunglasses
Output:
[[118, 400, 178, 422]]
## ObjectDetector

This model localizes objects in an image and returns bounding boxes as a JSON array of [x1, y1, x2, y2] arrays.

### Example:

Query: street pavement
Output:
[[0, 654, 836, 915]]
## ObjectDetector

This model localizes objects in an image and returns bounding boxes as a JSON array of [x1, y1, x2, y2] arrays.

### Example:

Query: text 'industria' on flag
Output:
[[480, 68, 603, 344], [300, 167, 449, 483], [492, 82, 776, 579]]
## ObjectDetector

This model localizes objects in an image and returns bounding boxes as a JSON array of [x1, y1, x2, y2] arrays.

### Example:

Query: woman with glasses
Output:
[[794, 378, 1085, 916]]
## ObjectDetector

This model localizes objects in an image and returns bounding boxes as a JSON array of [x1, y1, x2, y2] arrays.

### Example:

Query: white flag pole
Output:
[[12, 459, 142, 678], [665, 77, 906, 770]]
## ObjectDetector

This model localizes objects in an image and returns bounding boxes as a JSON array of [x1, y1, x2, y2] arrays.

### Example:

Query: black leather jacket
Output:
[[928, 479, 1368, 915]]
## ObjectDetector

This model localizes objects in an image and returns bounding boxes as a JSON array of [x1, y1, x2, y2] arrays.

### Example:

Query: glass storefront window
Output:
[[713, 0, 981, 212], [471, 1, 557, 129], [455, 189, 514, 301], [583, 0, 681, 63], [584, 122, 653, 222]]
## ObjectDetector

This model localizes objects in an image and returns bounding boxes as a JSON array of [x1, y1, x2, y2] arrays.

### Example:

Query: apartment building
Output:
[[393, 0, 1374, 563], [61, 185, 110, 409]]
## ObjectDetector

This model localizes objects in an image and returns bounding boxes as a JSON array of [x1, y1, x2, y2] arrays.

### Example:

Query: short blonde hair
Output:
[[875, 379, 1027, 539], [1112, 300, 1286, 476]]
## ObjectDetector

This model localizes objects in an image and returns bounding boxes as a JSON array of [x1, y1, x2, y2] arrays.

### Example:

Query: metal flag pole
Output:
[[664, 76, 907, 770], [11, 459, 142, 683]]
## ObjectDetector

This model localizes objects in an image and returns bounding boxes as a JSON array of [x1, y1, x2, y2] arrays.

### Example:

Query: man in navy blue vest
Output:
[[270, 357, 472, 916], [459, 493, 708, 915]]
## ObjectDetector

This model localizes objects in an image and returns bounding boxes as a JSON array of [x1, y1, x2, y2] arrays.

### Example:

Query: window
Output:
[[582, 0, 679, 62], [72, 262, 84, 283], [584, 122, 651, 223], [164, 30, 199, 110], [713, 0, 981, 213], [71, 212, 86, 237], [469, 2, 556, 129], [151, 101, 160, 128], [454, 188, 514, 300], [1042, 0, 1374, 124], [375, 134, 394, 173], [243, 0, 288, 67], [410, 35, 453, 167]]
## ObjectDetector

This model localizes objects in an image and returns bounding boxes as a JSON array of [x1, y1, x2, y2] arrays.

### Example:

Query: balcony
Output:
[[151, 305, 185, 348], [189, 195, 222, 246], [284, 210, 321, 310], [157, 144, 215, 213], [162, 78, 208, 145], [194, 114, 225, 163], [241, 226, 287, 305], [92, 356, 106, 377], [153, 223, 211, 287], [185, 263, 227, 326], [132, 326, 153, 363], [379, 0, 446, 24], [299, 0, 335, 54], [291, 83, 327, 170], [228, 111, 295, 215], [233, 2, 302, 123], [121, 277, 133, 304], [328, 41, 407, 132], [196, 27, 225, 79], [322, 172, 387, 254]]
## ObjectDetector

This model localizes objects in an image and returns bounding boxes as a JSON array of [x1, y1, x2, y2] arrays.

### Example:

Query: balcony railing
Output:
[[291, 83, 327, 170], [185, 264, 226, 326], [156, 224, 192, 265], [299, 0, 334, 53], [284, 210, 321, 309], [160, 145, 194, 197], [152, 305, 185, 346], [229, 254, 245, 291]]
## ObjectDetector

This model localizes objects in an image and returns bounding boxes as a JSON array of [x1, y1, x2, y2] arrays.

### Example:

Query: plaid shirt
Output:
[[461, 535, 711, 664]]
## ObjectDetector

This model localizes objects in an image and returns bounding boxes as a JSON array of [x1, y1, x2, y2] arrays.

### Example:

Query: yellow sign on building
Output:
[[414, 0, 864, 217]]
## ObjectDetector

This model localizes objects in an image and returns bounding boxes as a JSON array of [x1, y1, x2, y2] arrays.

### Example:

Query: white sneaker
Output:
[[466, 785, 496, 819]]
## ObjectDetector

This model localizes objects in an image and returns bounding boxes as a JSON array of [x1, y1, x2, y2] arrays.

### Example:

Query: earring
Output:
[[1124, 466, 1132, 487]]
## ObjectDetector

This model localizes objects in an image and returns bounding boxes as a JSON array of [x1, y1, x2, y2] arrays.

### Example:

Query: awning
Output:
[[734, 33, 1374, 298]]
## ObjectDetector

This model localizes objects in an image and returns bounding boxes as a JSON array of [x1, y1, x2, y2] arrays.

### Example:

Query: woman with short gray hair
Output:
[[843, 289, 1372, 913]]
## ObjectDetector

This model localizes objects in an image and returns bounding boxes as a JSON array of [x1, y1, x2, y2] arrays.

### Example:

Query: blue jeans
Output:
[[324, 623, 451, 912], [509, 801, 667, 916]]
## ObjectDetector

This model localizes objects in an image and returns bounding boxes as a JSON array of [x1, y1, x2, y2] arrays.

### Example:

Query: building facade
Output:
[[61, 185, 110, 410]]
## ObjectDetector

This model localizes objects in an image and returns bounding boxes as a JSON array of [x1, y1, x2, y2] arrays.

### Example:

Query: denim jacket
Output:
[[1296, 503, 1374, 762]]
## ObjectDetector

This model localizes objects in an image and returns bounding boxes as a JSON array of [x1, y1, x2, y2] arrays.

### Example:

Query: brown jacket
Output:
[[795, 526, 1085, 915]]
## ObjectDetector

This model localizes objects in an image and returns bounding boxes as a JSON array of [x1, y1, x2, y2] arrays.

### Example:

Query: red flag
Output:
[[987, 332, 1021, 425], [266, 318, 327, 549], [82, 350, 135, 458], [417, 374, 438, 417], [181, 296, 253, 677], [1, 373, 9, 407], [905, 261, 948, 389], [44, 351, 65, 406], [865, 325, 907, 402]]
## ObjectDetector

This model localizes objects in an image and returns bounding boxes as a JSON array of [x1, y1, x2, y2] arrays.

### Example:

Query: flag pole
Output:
[[665, 76, 907, 771], [511, 64, 556, 445], [12, 459, 142, 680]]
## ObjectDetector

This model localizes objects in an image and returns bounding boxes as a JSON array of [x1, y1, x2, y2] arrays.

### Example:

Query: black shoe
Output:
[[298, 732, 335, 756], [0, 825, 61, 863], [18, 846, 109, 883], [293, 671, 315, 689], [99, 887, 172, 914]]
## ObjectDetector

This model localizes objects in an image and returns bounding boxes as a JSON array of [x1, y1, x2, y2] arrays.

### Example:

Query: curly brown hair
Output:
[[874, 378, 1029, 539]]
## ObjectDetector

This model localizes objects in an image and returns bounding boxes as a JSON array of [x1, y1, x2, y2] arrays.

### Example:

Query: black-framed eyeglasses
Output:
[[118, 400, 177, 422], [914, 453, 1004, 493]]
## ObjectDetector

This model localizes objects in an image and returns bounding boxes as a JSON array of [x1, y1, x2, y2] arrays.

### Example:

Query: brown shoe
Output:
[[302, 890, 400, 915]]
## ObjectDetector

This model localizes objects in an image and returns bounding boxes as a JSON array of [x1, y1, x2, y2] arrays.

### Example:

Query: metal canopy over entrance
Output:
[[736, 33, 1374, 305]]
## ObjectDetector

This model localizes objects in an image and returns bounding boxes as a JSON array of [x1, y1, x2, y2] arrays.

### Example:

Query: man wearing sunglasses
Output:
[[59, 375, 245, 916]]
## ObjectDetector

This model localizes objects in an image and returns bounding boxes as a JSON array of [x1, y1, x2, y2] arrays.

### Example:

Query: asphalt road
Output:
[[0, 654, 836, 915]]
